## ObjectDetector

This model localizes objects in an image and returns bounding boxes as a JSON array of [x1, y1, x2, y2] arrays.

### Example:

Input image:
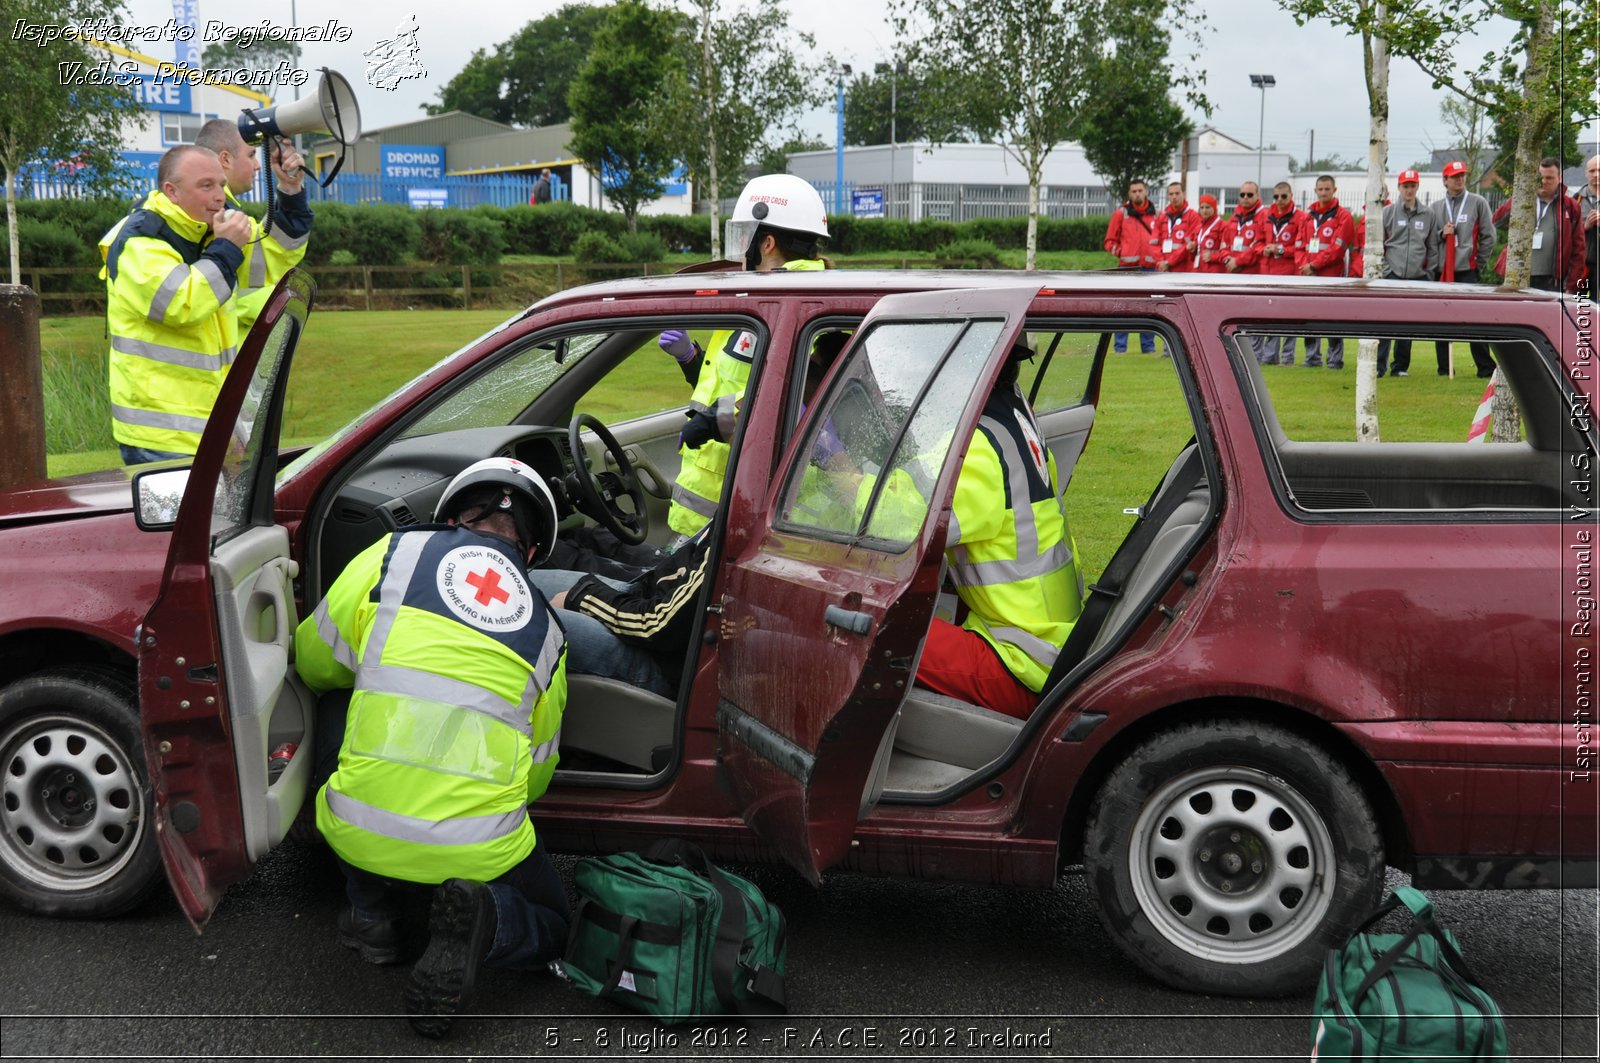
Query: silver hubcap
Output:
[[1128, 765, 1335, 964], [0, 714, 145, 892]]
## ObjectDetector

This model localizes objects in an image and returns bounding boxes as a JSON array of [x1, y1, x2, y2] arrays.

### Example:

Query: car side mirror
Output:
[[132, 467, 192, 531]]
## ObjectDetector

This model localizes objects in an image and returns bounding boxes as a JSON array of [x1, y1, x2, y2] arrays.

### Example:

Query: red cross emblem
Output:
[[465, 568, 510, 606], [1028, 439, 1044, 466], [736, 333, 753, 353]]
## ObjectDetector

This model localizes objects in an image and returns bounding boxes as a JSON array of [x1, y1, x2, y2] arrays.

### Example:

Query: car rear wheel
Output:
[[0, 667, 162, 917], [1083, 719, 1383, 996]]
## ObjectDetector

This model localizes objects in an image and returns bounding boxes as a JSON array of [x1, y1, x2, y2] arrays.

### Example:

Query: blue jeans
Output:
[[120, 444, 189, 465], [528, 569, 673, 697], [1113, 331, 1157, 354], [1303, 337, 1344, 368], [339, 843, 571, 970], [1261, 334, 1295, 365]]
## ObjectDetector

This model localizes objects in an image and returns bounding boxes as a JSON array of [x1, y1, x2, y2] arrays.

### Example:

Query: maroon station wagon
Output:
[[0, 269, 1593, 995]]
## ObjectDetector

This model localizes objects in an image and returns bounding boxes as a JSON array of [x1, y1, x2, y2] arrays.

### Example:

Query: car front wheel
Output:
[[0, 668, 162, 917], [1083, 719, 1383, 996]]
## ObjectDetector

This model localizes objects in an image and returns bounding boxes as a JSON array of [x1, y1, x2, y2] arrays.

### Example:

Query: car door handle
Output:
[[825, 605, 873, 636]]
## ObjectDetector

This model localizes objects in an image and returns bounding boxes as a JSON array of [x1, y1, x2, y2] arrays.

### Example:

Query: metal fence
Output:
[[11, 167, 541, 210], [799, 181, 1120, 222]]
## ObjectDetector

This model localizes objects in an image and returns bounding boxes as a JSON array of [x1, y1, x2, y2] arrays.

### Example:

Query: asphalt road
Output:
[[0, 840, 1594, 1061]]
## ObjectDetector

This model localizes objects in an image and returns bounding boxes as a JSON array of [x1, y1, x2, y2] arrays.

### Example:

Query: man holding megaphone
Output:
[[98, 146, 255, 463], [194, 118, 314, 333]]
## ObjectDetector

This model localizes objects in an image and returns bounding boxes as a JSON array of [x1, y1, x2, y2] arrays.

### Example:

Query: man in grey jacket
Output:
[[1378, 171, 1441, 378], [1431, 160, 1497, 378]]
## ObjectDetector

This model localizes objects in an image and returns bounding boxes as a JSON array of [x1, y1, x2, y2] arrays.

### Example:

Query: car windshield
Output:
[[277, 309, 531, 483]]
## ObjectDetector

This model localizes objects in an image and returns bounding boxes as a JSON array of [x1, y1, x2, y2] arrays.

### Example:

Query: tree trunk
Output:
[[1354, 8, 1389, 444], [4, 164, 18, 287], [1491, 0, 1557, 442], [1026, 164, 1041, 272]]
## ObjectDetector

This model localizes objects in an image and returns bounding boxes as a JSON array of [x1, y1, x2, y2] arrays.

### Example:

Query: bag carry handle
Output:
[[640, 838, 787, 1015], [1351, 887, 1483, 1006]]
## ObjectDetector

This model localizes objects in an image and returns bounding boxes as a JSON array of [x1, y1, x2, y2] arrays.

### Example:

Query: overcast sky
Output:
[[110, 0, 1599, 171]]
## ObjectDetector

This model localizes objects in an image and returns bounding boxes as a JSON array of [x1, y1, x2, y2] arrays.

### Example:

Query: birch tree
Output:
[[661, 0, 826, 260], [894, 0, 1108, 271]]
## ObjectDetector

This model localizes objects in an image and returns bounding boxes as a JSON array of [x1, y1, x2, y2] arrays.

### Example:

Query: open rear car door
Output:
[[136, 272, 316, 930], [716, 284, 1039, 883]]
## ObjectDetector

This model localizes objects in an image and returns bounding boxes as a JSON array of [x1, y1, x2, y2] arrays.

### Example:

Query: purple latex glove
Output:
[[659, 330, 695, 362], [815, 418, 845, 464]]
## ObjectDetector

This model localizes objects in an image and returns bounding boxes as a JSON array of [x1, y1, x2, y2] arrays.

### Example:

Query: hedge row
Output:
[[3, 196, 1117, 272]]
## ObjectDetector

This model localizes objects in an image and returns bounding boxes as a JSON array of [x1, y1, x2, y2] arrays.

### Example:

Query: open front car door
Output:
[[137, 272, 316, 930], [716, 284, 1040, 883]]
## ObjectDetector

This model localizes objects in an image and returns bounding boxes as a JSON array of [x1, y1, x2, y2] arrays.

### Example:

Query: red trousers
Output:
[[915, 619, 1038, 719]]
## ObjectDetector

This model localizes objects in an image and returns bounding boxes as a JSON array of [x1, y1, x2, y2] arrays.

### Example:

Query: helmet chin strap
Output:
[[743, 230, 766, 271]]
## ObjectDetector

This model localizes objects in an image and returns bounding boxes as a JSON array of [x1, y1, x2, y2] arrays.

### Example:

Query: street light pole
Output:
[[1249, 74, 1276, 189], [835, 64, 851, 215], [876, 60, 906, 219]]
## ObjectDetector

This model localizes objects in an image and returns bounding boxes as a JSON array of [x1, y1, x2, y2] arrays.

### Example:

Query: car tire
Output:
[[0, 667, 162, 918], [1083, 719, 1383, 996]]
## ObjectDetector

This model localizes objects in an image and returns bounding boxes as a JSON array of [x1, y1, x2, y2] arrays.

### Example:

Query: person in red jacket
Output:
[[1490, 157, 1587, 293], [1297, 175, 1356, 368], [1155, 182, 1201, 272], [1103, 179, 1158, 353], [1259, 182, 1306, 365], [1191, 194, 1229, 274], [1220, 183, 1267, 274]]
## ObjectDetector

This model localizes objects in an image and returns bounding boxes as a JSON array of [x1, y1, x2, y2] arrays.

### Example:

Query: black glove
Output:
[[679, 412, 720, 450]]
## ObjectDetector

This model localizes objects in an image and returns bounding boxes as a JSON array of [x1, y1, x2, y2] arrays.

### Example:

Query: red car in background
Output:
[[0, 268, 1592, 996]]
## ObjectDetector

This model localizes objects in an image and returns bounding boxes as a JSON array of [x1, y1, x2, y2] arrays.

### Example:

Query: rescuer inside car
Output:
[[914, 341, 1086, 719], [293, 457, 570, 1039], [99, 145, 253, 464], [660, 173, 833, 544]]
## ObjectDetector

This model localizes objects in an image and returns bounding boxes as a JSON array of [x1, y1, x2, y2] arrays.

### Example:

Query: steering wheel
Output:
[[566, 413, 650, 545]]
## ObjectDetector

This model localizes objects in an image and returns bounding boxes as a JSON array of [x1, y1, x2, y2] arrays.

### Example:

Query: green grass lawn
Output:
[[39, 312, 1491, 577]]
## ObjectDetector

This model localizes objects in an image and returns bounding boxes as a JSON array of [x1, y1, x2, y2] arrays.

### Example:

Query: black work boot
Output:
[[404, 879, 495, 1039], [337, 905, 402, 965]]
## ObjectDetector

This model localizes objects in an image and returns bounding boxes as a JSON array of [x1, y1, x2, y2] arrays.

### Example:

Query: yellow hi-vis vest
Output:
[[294, 526, 568, 884], [667, 257, 827, 536], [227, 187, 313, 333], [99, 190, 243, 455], [947, 385, 1085, 692]]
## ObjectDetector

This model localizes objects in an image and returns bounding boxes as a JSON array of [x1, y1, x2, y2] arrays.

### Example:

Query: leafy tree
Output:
[[201, 37, 299, 72], [897, 0, 1110, 270], [660, 0, 828, 258], [842, 66, 949, 146], [757, 136, 828, 175], [1078, 17, 1195, 206], [0, 0, 141, 283], [1292, 154, 1354, 173], [425, 4, 612, 126], [568, 0, 686, 232], [1438, 96, 1494, 180]]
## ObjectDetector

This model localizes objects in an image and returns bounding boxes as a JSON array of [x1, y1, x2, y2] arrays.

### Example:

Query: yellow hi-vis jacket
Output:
[[227, 187, 313, 333], [294, 526, 568, 885], [667, 257, 827, 536], [99, 190, 245, 455], [947, 384, 1086, 692]]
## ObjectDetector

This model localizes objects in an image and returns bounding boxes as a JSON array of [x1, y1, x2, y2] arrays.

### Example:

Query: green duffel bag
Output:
[[1312, 886, 1509, 1061], [555, 839, 787, 1024]]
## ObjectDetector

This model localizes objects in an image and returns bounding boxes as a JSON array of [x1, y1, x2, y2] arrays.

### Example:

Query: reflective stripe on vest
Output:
[[110, 403, 209, 436], [311, 596, 358, 671], [324, 788, 525, 846], [111, 334, 235, 372]]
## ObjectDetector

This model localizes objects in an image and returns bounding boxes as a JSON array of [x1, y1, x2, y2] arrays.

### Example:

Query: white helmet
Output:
[[434, 456, 559, 562], [724, 173, 830, 266]]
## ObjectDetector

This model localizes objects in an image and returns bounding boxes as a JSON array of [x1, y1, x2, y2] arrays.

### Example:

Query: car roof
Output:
[[536, 267, 1569, 309]]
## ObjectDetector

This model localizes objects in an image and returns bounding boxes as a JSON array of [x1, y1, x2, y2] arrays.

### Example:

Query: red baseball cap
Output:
[[1442, 161, 1468, 178], [1398, 169, 1420, 184]]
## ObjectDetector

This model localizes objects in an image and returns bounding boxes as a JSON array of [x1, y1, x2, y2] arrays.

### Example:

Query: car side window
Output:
[[777, 318, 1003, 548], [1233, 328, 1587, 515]]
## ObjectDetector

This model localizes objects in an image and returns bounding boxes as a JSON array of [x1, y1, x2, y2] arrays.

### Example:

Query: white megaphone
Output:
[[237, 68, 361, 147]]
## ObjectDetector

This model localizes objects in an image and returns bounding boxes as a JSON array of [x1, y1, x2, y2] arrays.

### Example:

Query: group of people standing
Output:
[[1105, 155, 1597, 377]]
